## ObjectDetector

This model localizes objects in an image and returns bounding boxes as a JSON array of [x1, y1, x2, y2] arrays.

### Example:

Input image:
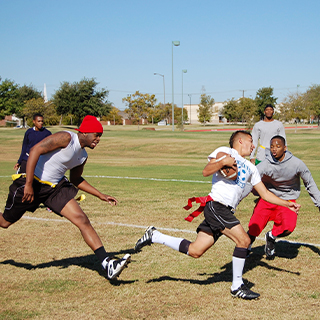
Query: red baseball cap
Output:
[[75, 115, 103, 133]]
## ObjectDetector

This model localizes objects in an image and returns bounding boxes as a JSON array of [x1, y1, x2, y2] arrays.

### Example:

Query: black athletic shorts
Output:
[[3, 176, 78, 223], [196, 200, 240, 242]]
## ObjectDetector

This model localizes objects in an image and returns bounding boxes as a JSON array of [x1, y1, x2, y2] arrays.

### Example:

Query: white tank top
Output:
[[34, 131, 88, 184]]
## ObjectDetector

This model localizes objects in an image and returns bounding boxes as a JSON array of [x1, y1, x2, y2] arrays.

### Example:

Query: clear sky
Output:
[[1, 0, 319, 110]]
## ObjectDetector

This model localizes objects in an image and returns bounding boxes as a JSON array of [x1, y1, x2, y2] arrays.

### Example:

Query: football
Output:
[[215, 152, 238, 180]]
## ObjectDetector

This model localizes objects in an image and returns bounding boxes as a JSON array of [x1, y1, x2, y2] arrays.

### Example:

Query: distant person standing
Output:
[[250, 104, 286, 165], [14, 113, 51, 173]]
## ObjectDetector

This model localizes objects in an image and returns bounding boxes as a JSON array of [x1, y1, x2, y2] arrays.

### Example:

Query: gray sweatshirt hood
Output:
[[265, 148, 293, 165]]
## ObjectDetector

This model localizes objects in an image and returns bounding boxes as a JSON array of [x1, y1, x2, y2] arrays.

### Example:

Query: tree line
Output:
[[0, 77, 111, 127], [1, 75, 319, 127]]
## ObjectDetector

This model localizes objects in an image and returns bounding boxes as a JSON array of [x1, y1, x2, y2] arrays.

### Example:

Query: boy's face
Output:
[[270, 138, 286, 161], [33, 116, 44, 131], [83, 132, 102, 149], [240, 134, 254, 157], [264, 107, 274, 119]]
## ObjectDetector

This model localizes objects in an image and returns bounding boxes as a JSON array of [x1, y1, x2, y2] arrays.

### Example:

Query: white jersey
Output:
[[207, 146, 261, 209], [34, 131, 88, 184]]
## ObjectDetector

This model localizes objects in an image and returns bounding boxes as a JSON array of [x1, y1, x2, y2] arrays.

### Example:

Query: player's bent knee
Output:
[[188, 245, 205, 258], [236, 235, 251, 248], [188, 251, 202, 259], [63, 209, 91, 228]]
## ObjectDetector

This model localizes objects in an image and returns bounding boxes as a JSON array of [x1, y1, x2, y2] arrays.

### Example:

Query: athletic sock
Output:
[[231, 247, 247, 291], [152, 230, 190, 254], [94, 246, 109, 269], [268, 230, 277, 240]]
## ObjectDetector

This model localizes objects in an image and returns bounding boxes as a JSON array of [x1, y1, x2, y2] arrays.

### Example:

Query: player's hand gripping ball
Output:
[[216, 152, 238, 180]]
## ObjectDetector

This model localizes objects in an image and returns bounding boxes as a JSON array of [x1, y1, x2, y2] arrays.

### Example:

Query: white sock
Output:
[[152, 230, 184, 252], [268, 231, 276, 239], [231, 256, 245, 291]]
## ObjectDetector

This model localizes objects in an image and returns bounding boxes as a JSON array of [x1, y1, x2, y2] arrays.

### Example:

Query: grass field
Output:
[[0, 125, 320, 319]]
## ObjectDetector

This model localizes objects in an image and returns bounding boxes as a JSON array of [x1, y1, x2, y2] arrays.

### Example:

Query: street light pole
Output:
[[188, 94, 192, 124], [172, 40, 180, 131], [154, 73, 165, 106], [181, 69, 187, 127]]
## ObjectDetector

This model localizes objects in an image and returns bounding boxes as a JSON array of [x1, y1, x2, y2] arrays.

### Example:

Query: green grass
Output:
[[1, 125, 320, 319]]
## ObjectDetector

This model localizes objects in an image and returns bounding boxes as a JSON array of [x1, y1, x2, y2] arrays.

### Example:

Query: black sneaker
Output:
[[265, 231, 276, 259], [231, 283, 260, 300], [106, 254, 131, 280], [134, 226, 156, 252]]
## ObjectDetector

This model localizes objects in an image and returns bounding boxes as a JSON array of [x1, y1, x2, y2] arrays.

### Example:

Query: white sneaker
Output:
[[105, 254, 131, 280]]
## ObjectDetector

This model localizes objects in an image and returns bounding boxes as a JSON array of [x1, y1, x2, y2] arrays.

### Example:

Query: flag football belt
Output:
[[183, 196, 235, 222], [183, 195, 213, 222], [12, 173, 57, 188]]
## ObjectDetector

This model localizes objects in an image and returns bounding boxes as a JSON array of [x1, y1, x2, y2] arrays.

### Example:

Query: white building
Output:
[[184, 101, 227, 125]]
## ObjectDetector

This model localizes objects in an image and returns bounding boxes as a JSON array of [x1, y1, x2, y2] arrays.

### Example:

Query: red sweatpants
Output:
[[248, 198, 297, 237]]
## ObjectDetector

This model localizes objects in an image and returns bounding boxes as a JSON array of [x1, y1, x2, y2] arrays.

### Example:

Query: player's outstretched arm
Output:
[[253, 181, 301, 214], [70, 164, 118, 206]]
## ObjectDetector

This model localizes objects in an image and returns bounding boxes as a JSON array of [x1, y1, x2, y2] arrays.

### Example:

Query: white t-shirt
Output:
[[34, 131, 88, 184], [207, 146, 261, 209]]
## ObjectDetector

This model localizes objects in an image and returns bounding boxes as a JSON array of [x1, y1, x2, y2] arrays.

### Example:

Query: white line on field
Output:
[[83, 175, 211, 183], [22, 215, 320, 248], [0, 175, 309, 188], [0, 175, 209, 183]]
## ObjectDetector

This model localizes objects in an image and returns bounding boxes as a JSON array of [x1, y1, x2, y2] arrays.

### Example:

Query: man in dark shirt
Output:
[[14, 113, 51, 173]]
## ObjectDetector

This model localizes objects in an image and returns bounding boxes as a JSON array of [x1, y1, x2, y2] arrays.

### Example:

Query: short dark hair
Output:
[[33, 113, 43, 120], [229, 130, 252, 148], [270, 135, 286, 145], [264, 104, 274, 110]]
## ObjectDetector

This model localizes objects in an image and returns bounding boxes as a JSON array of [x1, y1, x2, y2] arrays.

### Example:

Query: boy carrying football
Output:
[[134, 130, 300, 300]]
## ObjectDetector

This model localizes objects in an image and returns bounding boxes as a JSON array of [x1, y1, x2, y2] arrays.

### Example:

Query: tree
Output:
[[303, 84, 320, 124], [0, 77, 19, 119], [280, 92, 310, 124], [222, 99, 241, 123], [238, 97, 258, 128], [122, 91, 157, 129], [23, 98, 60, 126], [197, 94, 214, 125], [255, 87, 277, 119], [154, 103, 173, 124], [16, 84, 42, 126], [53, 78, 111, 125], [16, 84, 42, 117], [102, 106, 123, 125]]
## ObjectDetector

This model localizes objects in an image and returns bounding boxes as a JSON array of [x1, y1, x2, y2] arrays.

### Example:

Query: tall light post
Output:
[[181, 69, 187, 126], [188, 94, 192, 124], [154, 73, 165, 106], [172, 40, 180, 131]]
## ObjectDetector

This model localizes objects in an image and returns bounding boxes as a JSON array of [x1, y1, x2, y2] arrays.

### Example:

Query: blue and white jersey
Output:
[[207, 146, 261, 209]]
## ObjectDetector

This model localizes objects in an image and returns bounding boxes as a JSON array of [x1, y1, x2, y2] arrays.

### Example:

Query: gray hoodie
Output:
[[242, 148, 320, 207]]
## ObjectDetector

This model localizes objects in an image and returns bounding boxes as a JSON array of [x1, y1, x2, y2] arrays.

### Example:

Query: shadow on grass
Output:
[[0, 248, 136, 286], [146, 241, 320, 286]]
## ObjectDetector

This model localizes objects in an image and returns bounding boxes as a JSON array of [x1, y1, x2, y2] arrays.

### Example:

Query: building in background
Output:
[[185, 102, 227, 125]]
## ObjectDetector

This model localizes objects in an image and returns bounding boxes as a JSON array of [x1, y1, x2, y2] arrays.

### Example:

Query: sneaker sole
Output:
[[231, 293, 260, 300]]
